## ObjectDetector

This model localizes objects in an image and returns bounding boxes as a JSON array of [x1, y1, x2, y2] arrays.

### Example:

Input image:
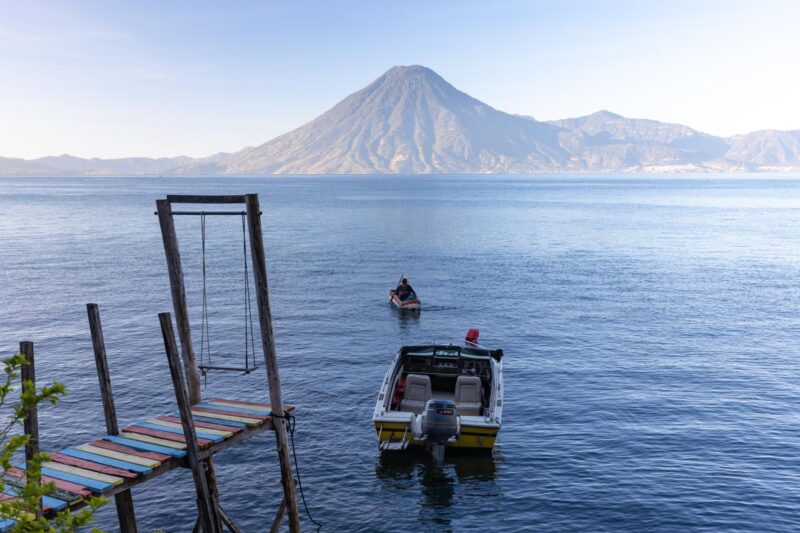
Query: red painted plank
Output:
[[49, 452, 138, 480], [158, 416, 243, 434], [124, 425, 213, 447], [92, 439, 171, 462], [7, 467, 92, 497], [192, 406, 270, 420]]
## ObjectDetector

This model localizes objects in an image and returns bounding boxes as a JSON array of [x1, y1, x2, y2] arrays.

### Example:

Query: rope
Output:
[[241, 213, 257, 372], [199, 212, 212, 371], [274, 412, 322, 531]]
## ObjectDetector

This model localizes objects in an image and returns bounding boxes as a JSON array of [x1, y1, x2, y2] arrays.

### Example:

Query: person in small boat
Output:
[[391, 374, 406, 409], [394, 278, 416, 301]]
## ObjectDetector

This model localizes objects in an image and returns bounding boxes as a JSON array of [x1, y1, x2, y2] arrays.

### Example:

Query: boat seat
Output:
[[399, 374, 431, 414], [455, 375, 483, 416]]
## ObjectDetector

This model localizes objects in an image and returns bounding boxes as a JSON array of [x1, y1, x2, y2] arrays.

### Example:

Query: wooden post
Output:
[[19, 341, 42, 519], [86, 303, 138, 533], [245, 194, 301, 532], [156, 198, 202, 405], [159, 312, 221, 533]]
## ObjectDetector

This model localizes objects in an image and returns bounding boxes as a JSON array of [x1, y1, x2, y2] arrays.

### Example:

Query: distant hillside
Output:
[[4, 65, 800, 176]]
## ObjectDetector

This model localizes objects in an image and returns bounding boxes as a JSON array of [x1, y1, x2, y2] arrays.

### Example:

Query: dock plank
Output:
[[135, 421, 224, 442], [40, 467, 112, 493], [43, 462, 124, 486], [190, 407, 263, 426], [147, 418, 232, 438], [158, 415, 242, 434], [7, 467, 92, 498], [212, 398, 273, 410], [90, 439, 170, 462], [104, 436, 187, 457], [71, 445, 157, 471], [189, 414, 247, 429], [123, 426, 212, 448], [197, 402, 272, 418], [50, 452, 140, 479]]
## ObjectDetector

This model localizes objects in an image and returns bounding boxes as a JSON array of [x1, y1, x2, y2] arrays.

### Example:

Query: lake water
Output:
[[1, 175, 799, 532]]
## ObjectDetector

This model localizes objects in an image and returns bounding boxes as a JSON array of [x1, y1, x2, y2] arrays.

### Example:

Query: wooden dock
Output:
[[2, 194, 304, 531], [0, 399, 294, 531]]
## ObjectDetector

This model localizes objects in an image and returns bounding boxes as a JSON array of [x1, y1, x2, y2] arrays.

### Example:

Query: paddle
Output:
[[391, 274, 404, 301]]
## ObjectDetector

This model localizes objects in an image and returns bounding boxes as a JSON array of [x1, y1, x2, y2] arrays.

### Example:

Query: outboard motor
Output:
[[421, 399, 459, 466]]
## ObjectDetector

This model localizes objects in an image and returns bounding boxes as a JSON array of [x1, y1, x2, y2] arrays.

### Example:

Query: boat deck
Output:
[[0, 398, 292, 530]]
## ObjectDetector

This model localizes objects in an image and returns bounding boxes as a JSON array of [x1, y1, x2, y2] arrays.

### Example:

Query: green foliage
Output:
[[0, 353, 108, 532]]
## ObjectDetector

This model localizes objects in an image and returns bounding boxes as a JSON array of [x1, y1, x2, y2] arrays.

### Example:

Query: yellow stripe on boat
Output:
[[76, 444, 161, 468], [145, 418, 232, 438], [209, 400, 271, 413], [44, 461, 124, 486], [119, 431, 187, 450], [190, 409, 261, 426]]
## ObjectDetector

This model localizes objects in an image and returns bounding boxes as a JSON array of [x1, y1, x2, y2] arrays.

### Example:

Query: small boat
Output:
[[372, 329, 503, 462], [389, 289, 421, 310]]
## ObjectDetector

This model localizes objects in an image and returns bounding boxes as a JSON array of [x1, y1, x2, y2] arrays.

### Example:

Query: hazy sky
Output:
[[2, 0, 799, 159]]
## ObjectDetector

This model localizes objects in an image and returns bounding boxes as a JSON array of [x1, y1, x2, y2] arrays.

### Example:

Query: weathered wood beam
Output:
[[245, 194, 301, 532], [156, 199, 202, 405], [86, 303, 138, 533], [20, 340, 42, 519], [159, 312, 220, 533], [166, 195, 246, 204]]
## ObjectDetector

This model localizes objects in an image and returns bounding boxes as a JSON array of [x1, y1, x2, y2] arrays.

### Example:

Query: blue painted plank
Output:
[[59, 448, 151, 475], [196, 402, 271, 417], [104, 436, 187, 458], [0, 518, 17, 531], [134, 422, 224, 443], [3, 487, 68, 511], [184, 414, 247, 429], [41, 467, 111, 493]]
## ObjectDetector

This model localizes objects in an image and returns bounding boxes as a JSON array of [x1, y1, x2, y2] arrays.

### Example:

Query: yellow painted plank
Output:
[[119, 431, 187, 450], [190, 409, 262, 427], [76, 444, 161, 468], [209, 400, 271, 413], [145, 418, 232, 438], [44, 461, 124, 486]]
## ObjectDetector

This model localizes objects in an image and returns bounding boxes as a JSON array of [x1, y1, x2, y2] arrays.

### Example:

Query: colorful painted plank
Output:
[[43, 462, 123, 486], [189, 415, 247, 429], [65, 447, 154, 473], [134, 421, 225, 443], [6, 468, 91, 498], [103, 436, 187, 458], [123, 426, 212, 448], [2, 488, 67, 512], [40, 467, 112, 494], [0, 518, 16, 531], [91, 439, 170, 463], [195, 402, 271, 418], [190, 407, 263, 426], [117, 432, 188, 451], [147, 418, 232, 438], [158, 415, 242, 434], [50, 452, 140, 479], [136, 419, 230, 442], [213, 398, 273, 410]]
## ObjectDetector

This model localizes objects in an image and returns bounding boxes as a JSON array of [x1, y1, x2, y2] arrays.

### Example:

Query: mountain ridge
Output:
[[3, 65, 800, 176]]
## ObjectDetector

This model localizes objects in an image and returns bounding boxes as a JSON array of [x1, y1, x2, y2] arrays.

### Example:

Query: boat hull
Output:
[[389, 290, 421, 310], [374, 420, 499, 451]]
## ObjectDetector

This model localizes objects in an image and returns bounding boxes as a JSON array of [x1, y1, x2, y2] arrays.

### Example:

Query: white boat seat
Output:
[[400, 374, 431, 414], [455, 375, 483, 416]]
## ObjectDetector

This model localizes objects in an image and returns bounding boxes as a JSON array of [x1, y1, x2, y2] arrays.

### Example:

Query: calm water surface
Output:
[[0, 175, 799, 532]]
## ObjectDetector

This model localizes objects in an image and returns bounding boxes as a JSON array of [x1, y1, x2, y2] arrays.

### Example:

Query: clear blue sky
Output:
[[2, 0, 799, 159]]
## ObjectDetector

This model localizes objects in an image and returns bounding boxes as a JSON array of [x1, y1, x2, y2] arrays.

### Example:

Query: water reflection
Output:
[[375, 452, 501, 531]]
